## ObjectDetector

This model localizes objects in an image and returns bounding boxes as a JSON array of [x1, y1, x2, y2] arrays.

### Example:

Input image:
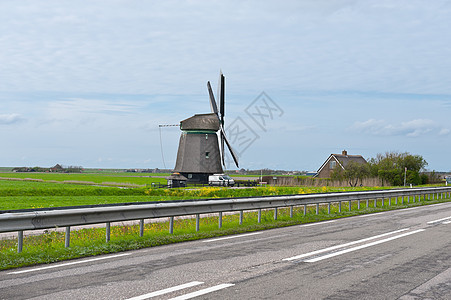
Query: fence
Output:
[[263, 176, 386, 187], [1, 187, 450, 253]]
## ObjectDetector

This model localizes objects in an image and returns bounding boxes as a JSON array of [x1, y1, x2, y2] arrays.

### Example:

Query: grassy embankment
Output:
[[0, 173, 449, 270]]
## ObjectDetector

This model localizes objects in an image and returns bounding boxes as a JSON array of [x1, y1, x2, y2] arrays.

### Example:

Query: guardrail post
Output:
[[381, 198, 384, 207], [18, 230, 23, 253], [196, 214, 200, 232], [304, 204, 307, 216], [366, 199, 369, 208], [395, 197, 398, 205], [274, 208, 278, 220], [290, 206, 293, 218], [389, 197, 391, 206], [328, 203, 331, 214], [240, 210, 244, 225], [339, 202, 342, 213], [348, 200, 351, 211], [401, 196, 404, 204], [169, 216, 174, 234], [106, 222, 111, 242], [374, 198, 377, 207], [258, 209, 262, 223], [139, 219, 144, 237], [65, 226, 70, 248], [357, 200, 360, 210], [316, 204, 319, 215]]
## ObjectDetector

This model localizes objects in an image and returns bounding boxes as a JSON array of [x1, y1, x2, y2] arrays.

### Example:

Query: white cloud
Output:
[[439, 128, 450, 136], [0, 113, 25, 125], [351, 119, 449, 137], [1, 0, 451, 95], [51, 99, 139, 114]]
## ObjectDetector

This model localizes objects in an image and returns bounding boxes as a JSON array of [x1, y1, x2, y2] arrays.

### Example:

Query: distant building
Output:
[[50, 164, 64, 172], [315, 150, 367, 178]]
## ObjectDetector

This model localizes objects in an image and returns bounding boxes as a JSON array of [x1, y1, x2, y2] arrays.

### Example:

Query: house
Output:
[[315, 150, 367, 178], [50, 164, 64, 172]]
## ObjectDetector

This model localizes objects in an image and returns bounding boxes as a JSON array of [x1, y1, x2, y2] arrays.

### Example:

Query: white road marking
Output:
[[168, 283, 235, 300], [283, 228, 410, 261], [427, 216, 451, 224], [8, 253, 131, 275], [305, 229, 425, 263], [356, 211, 388, 218], [299, 220, 337, 227], [356, 202, 447, 219], [443, 220, 451, 225], [203, 232, 262, 243], [125, 281, 204, 300]]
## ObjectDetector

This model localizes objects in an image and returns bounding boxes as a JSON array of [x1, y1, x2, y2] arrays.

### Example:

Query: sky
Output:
[[1, 0, 451, 172]]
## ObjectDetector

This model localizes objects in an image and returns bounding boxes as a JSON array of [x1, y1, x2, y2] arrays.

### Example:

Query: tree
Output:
[[369, 152, 427, 186], [331, 161, 370, 187]]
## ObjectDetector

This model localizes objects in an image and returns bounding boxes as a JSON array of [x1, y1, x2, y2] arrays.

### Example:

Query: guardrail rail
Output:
[[1, 186, 450, 253]]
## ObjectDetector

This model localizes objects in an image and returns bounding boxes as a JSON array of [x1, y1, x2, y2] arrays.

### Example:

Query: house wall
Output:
[[316, 156, 339, 178]]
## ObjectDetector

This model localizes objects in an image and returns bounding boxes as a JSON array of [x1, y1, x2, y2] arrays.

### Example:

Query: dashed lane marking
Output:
[[203, 232, 262, 243], [168, 283, 235, 300], [304, 229, 425, 263], [427, 216, 451, 225], [283, 228, 410, 262], [125, 281, 204, 300]]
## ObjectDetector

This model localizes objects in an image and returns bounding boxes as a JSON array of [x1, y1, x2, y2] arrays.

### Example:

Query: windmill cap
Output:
[[180, 113, 220, 131]]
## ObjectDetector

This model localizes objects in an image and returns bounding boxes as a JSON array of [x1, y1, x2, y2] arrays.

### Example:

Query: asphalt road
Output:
[[1, 202, 450, 299]]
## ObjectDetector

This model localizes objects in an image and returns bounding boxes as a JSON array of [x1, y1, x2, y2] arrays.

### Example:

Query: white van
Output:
[[208, 174, 235, 187]]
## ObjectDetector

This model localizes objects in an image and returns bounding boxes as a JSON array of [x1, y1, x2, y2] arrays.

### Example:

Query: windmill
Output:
[[173, 72, 239, 183]]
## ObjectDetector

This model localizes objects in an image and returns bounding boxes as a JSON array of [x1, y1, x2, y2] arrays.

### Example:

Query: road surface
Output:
[[1, 202, 450, 299]]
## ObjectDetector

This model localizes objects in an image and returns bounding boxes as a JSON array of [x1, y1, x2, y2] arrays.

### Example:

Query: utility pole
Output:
[[404, 167, 407, 186]]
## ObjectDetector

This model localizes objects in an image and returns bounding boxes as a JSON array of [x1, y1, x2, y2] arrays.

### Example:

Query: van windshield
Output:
[[223, 175, 232, 180]]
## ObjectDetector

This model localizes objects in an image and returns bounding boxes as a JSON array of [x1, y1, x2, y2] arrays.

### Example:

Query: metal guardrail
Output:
[[1, 187, 450, 253]]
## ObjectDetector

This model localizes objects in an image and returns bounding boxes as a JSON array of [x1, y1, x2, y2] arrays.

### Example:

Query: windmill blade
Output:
[[218, 72, 225, 123], [221, 130, 225, 166], [220, 132, 225, 166], [218, 72, 225, 163], [207, 81, 219, 116], [220, 127, 239, 168]]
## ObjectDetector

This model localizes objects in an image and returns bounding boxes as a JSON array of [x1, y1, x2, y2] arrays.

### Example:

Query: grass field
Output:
[[1, 172, 449, 270], [0, 177, 384, 211], [0, 172, 167, 187]]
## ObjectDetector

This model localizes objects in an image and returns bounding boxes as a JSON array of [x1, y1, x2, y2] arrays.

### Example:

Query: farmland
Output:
[[0, 171, 384, 211], [0, 171, 450, 270], [0, 172, 167, 187]]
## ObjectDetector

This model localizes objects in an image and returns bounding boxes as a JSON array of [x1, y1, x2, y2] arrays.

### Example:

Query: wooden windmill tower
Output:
[[173, 72, 239, 183]]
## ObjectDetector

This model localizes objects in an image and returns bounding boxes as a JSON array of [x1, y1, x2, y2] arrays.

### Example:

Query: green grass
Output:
[[0, 172, 167, 186], [0, 174, 448, 270], [1, 193, 449, 270], [0, 182, 387, 211]]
